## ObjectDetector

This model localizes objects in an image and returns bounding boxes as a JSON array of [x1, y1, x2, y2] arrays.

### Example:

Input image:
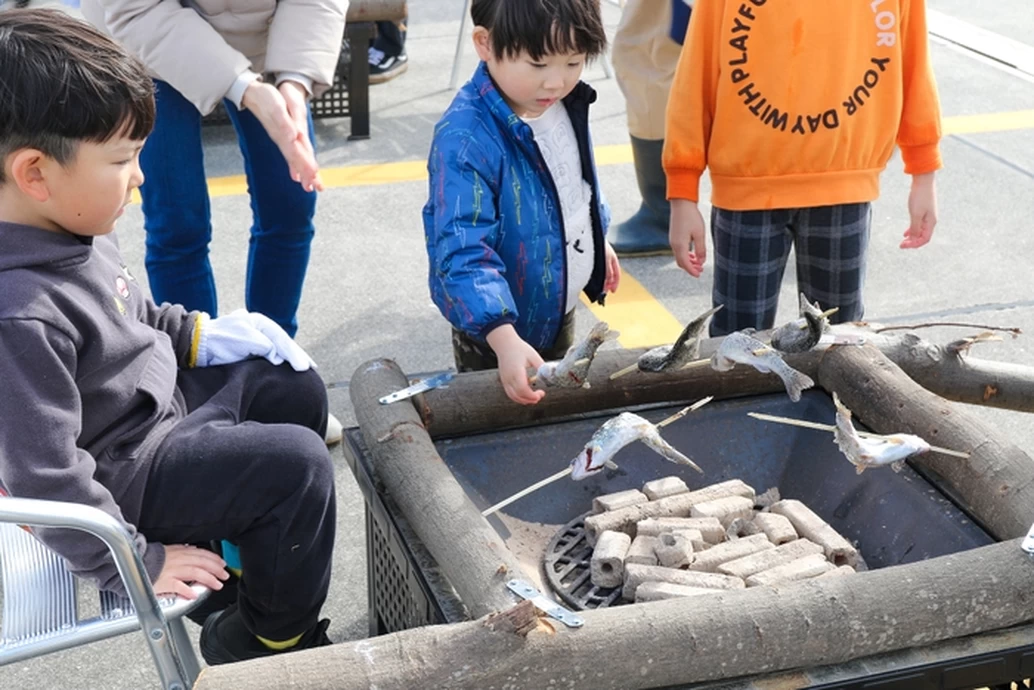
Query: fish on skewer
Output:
[[832, 392, 930, 473], [771, 294, 830, 353], [770, 294, 865, 354], [711, 330, 815, 402], [570, 411, 704, 480], [536, 321, 619, 388], [637, 305, 723, 372]]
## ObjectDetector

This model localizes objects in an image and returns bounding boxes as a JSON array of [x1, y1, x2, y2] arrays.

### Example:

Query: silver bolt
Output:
[[150, 629, 164, 641], [1022, 521, 1034, 556]]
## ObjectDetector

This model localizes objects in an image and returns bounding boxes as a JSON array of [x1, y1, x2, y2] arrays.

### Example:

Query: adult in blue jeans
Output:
[[80, 0, 349, 338]]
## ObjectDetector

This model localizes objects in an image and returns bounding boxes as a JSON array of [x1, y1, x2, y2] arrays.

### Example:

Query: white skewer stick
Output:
[[680, 357, 713, 371], [747, 412, 971, 459], [481, 398, 713, 517]]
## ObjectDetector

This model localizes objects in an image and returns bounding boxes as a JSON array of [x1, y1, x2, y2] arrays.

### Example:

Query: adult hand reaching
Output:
[[242, 81, 323, 192]]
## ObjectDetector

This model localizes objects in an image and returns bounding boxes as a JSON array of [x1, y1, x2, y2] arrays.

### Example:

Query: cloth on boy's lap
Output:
[[423, 62, 611, 353], [0, 223, 198, 593]]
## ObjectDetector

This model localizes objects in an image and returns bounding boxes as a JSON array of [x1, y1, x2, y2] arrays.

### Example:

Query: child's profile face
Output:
[[473, 29, 587, 119], [39, 134, 145, 237]]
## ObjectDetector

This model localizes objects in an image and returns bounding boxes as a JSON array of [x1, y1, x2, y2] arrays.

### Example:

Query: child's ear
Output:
[[472, 26, 494, 62], [8, 149, 53, 203]]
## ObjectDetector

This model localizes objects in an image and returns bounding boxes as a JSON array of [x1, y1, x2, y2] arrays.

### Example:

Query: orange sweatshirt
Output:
[[664, 0, 943, 211]]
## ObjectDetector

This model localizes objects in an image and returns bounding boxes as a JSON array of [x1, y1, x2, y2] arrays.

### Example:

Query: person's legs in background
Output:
[[369, 5, 408, 84], [708, 208, 795, 337], [793, 203, 871, 325], [139, 80, 218, 315], [224, 102, 317, 339], [609, 0, 687, 256]]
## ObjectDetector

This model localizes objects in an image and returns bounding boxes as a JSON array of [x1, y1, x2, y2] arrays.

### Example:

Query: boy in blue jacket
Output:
[[423, 0, 621, 405]]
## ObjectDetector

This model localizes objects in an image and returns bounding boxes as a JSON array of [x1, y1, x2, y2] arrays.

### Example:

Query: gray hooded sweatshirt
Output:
[[0, 223, 199, 593]]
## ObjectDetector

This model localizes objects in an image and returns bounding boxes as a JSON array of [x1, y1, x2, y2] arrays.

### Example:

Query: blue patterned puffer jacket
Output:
[[422, 62, 610, 352]]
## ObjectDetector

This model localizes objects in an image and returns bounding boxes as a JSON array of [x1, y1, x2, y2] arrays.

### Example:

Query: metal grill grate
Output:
[[544, 512, 624, 611]]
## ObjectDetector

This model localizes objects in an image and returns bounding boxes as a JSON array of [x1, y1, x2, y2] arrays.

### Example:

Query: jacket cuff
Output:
[[900, 143, 943, 176], [189, 313, 210, 369], [666, 169, 703, 202], [226, 70, 263, 110], [276, 72, 314, 99], [475, 315, 518, 343]]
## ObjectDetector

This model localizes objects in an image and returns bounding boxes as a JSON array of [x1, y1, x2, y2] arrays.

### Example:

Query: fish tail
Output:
[[781, 368, 815, 402], [647, 436, 704, 473]]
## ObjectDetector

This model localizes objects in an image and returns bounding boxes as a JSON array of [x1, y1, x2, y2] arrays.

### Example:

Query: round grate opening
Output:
[[543, 512, 626, 610]]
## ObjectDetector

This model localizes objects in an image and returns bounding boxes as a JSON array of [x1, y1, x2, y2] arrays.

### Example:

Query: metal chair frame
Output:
[[0, 497, 209, 690]]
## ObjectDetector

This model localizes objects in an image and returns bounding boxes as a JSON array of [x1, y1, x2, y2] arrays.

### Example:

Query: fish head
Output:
[[569, 443, 606, 481], [710, 351, 734, 372]]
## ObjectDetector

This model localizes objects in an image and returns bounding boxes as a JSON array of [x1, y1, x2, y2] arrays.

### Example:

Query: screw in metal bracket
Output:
[[1022, 520, 1034, 556]]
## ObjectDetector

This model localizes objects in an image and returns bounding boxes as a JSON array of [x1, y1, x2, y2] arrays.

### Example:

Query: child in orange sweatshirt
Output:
[[664, 0, 941, 335]]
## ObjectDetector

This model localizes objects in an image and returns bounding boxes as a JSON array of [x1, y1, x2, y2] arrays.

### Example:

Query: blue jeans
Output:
[[139, 80, 317, 337]]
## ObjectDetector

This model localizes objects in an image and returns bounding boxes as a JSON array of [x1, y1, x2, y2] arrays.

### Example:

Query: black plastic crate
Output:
[[343, 430, 468, 636]]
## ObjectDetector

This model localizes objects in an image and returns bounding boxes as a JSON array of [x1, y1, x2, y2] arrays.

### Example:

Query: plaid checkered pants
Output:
[[708, 203, 871, 337]]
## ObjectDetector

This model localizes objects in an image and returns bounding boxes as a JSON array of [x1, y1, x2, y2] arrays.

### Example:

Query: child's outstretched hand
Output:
[[154, 544, 230, 600], [604, 241, 622, 293], [901, 172, 937, 249], [670, 199, 707, 277], [486, 325, 546, 405]]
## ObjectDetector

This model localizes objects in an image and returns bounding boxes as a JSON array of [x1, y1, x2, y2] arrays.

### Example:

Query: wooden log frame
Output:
[[195, 330, 1034, 689], [194, 539, 1034, 690]]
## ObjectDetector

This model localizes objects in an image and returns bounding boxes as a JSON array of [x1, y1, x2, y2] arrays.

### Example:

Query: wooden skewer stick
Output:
[[747, 412, 971, 459], [609, 361, 641, 381], [680, 357, 713, 371], [481, 397, 713, 517]]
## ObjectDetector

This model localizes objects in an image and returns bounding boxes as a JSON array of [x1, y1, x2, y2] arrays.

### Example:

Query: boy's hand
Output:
[[670, 199, 707, 277], [242, 81, 322, 193], [604, 241, 621, 294], [902, 172, 937, 249], [153, 544, 229, 600], [486, 325, 545, 405]]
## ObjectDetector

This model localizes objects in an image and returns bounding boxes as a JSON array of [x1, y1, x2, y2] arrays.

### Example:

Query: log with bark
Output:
[[348, 359, 523, 616], [817, 342, 1034, 540], [418, 328, 1034, 439], [192, 538, 1034, 690]]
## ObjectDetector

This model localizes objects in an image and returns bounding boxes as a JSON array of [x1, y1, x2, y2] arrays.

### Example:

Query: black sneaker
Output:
[[199, 603, 332, 666], [368, 47, 408, 84]]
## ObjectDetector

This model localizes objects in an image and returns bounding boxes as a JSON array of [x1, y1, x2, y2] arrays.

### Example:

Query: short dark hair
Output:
[[0, 9, 155, 183], [471, 0, 607, 61]]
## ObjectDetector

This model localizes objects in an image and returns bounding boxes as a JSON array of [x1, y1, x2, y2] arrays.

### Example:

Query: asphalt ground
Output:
[[0, 0, 1033, 688]]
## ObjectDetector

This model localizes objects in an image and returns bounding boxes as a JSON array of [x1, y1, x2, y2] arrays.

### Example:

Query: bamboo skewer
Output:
[[481, 398, 714, 517], [747, 412, 971, 458]]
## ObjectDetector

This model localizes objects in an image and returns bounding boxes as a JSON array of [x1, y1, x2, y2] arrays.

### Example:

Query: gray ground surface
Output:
[[1, 1, 1033, 688]]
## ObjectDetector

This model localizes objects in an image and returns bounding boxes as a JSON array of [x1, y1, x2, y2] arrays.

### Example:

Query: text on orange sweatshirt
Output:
[[664, 0, 943, 211]]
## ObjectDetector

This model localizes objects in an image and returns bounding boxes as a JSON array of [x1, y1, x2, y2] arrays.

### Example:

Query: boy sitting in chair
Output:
[[0, 9, 337, 666]]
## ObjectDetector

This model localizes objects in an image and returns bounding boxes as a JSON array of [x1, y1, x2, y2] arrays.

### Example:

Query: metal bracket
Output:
[[378, 372, 455, 405], [1022, 520, 1034, 556], [506, 579, 584, 628]]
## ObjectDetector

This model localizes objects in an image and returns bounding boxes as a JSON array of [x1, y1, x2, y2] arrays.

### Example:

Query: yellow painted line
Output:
[[580, 273, 684, 349], [177, 109, 1032, 199], [943, 109, 1034, 135]]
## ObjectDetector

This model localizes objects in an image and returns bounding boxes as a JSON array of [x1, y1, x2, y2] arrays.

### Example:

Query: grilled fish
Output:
[[711, 330, 815, 402], [832, 392, 930, 473], [537, 321, 619, 388], [638, 305, 723, 372], [569, 412, 703, 480]]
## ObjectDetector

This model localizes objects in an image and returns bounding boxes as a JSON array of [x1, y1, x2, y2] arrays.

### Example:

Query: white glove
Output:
[[195, 309, 316, 372]]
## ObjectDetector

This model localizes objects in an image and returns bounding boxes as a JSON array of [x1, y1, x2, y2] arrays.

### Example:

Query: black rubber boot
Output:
[[609, 136, 672, 257]]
